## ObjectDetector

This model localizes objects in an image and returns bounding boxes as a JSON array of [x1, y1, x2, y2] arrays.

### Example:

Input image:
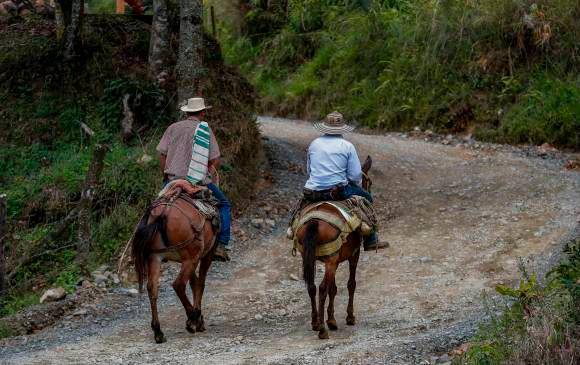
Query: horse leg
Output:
[[191, 253, 213, 332], [308, 276, 319, 331], [317, 261, 336, 339], [172, 258, 198, 334], [326, 272, 338, 331], [147, 255, 166, 343], [346, 249, 360, 325]]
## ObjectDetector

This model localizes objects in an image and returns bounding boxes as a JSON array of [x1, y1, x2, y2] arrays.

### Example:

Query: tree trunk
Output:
[[176, 0, 205, 105], [148, 0, 171, 86], [54, 0, 66, 40], [0, 194, 7, 298], [75, 144, 108, 266], [62, 0, 83, 61]]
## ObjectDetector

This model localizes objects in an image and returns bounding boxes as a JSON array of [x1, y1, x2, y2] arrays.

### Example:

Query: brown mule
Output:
[[296, 156, 373, 339], [131, 192, 217, 343]]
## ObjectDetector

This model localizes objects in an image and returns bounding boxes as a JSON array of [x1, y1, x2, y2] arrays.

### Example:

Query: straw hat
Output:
[[180, 97, 212, 113], [313, 111, 354, 135]]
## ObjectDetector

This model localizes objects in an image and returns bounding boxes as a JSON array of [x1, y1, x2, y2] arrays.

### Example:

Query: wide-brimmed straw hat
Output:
[[180, 97, 212, 113], [313, 111, 354, 135]]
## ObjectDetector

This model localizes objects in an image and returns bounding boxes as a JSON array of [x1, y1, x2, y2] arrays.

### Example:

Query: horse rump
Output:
[[131, 207, 166, 292]]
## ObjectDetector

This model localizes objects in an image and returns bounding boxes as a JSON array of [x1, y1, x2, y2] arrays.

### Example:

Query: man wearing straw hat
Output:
[[156, 97, 232, 261], [303, 111, 388, 251]]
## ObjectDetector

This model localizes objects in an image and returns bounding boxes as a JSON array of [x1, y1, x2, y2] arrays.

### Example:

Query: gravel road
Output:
[[1, 117, 578, 364]]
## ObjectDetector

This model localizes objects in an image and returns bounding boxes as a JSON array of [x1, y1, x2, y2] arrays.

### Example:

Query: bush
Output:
[[458, 242, 580, 365], [499, 76, 579, 148], [222, 0, 580, 148]]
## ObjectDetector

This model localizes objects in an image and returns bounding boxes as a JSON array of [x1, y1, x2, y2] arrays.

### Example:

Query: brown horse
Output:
[[296, 156, 373, 339], [131, 191, 217, 343]]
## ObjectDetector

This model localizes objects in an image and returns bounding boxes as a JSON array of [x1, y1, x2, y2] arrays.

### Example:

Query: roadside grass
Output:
[[457, 241, 580, 364], [220, 0, 580, 148]]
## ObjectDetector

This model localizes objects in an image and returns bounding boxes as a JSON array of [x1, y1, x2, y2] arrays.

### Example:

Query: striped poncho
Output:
[[187, 121, 211, 185]]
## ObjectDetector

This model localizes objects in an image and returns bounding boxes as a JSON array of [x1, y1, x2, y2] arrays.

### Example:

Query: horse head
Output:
[[361, 155, 372, 192]]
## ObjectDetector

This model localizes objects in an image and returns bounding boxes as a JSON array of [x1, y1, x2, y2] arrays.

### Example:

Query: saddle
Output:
[[289, 199, 374, 258], [157, 179, 220, 229]]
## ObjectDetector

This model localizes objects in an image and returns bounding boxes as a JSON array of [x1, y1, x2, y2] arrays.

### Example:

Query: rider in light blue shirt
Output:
[[302, 111, 387, 251], [305, 135, 363, 191]]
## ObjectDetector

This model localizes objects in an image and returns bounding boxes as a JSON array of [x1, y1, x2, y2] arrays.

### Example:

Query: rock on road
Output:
[[1, 117, 578, 364]]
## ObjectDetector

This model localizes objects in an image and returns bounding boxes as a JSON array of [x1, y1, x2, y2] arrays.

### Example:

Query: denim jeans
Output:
[[206, 183, 232, 247], [340, 182, 373, 203]]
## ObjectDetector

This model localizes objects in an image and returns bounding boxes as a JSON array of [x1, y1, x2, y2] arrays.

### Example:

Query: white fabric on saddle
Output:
[[303, 201, 357, 229]]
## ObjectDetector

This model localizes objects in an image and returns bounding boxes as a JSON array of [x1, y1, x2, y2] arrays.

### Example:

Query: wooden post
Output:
[[116, 0, 125, 14], [0, 194, 7, 298], [210, 6, 216, 37], [76, 144, 109, 266]]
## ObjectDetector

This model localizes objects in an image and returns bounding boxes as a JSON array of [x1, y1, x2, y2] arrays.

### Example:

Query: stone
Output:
[[289, 273, 300, 281], [73, 309, 87, 316], [92, 273, 108, 285], [81, 280, 93, 289], [419, 256, 432, 264], [40, 287, 66, 303], [0, 1, 17, 15], [265, 219, 276, 228], [111, 274, 120, 285], [254, 314, 263, 321], [251, 218, 264, 228], [121, 288, 139, 297], [438, 354, 451, 363]]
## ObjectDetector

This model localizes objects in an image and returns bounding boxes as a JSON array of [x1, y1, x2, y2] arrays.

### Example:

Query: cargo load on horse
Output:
[[288, 195, 377, 258]]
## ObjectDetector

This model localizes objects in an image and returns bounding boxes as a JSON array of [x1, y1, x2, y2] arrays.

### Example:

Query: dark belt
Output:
[[303, 185, 345, 202]]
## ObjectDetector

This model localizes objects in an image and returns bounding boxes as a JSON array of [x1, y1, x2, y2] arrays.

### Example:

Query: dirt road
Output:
[[1, 117, 578, 364]]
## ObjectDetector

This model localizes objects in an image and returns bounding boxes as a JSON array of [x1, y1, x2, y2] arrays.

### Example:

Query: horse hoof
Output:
[[346, 316, 356, 326], [154, 333, 167, 344], [196, 316, 206, 332], [318, 329, 329, 340], [311, 323, 321, 331], [186, 321, 196, 334], [327, 319, 338, 331]]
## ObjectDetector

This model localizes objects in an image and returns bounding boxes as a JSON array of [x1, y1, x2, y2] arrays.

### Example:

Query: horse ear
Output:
[[362, 155, 372, 173]]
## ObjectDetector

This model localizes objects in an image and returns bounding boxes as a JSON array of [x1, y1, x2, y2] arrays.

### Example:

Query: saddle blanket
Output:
[[290, 198, 375, 258]]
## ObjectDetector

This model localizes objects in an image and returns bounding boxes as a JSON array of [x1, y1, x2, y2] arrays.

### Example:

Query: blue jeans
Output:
[[340, 183, 377, 247], [207, 183, 232, 247], [340, 182, 373, 203]]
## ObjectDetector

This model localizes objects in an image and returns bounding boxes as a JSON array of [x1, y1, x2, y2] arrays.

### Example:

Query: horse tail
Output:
[[131, 207, 166, 293], [302, 219, 319, 289]]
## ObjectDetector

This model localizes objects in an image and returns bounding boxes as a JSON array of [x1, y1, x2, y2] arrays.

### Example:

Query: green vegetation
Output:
[[0, 15, 259, 318], [221, 0, 579, 148], [457, 241, 580, 364]]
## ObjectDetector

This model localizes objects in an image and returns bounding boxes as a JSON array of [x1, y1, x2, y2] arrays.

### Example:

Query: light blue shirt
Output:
[[305, 135, 362, 191]]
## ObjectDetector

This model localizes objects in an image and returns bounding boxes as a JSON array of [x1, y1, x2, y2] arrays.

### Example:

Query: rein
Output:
[[148, 189, 206, 254]]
